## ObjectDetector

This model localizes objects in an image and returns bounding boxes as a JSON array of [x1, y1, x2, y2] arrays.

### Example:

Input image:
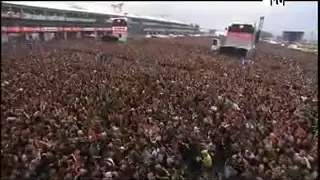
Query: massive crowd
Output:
[[1, 38, 318, 180]]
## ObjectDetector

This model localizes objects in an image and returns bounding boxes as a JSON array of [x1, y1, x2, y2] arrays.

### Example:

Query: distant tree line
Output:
[[260, 31, 274, 39]]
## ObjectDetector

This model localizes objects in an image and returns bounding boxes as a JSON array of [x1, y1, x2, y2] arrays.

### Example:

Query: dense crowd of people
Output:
[[1, 38, 318, 180]]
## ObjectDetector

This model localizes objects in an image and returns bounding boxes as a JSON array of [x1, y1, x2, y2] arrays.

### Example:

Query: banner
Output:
[[82, 27, 95, 31], [41, 27, 58, 32], [21, 27, 41, 32], [1, 26, 112, 33]]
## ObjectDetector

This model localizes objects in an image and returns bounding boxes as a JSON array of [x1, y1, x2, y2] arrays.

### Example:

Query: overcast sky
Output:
[[7, 1, 318, 38]]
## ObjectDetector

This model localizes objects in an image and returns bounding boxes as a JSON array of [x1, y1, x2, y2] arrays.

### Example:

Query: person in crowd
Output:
[[1, 38, 318, 180]]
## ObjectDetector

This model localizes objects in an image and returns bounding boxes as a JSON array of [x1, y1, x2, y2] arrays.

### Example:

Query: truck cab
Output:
[[211, 23, 256, 58]]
